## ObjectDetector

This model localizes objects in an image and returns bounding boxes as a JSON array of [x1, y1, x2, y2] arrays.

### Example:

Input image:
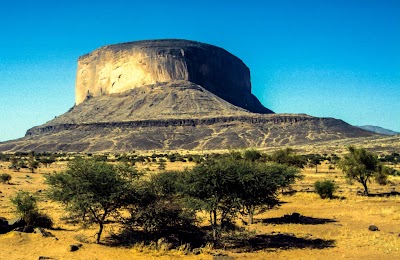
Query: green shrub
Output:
[[46, 158, 137, 243], [314, 180, 337, 199], [0, 173, 11, 184], [158, 160, 166, 170], [127, 171, 195, 234], [10, 190, 52, 227], [243, 149, 261, 162], [130, 199, 194, 233]]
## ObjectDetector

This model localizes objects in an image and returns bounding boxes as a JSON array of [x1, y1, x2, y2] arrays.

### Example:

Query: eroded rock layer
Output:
[[0, 114, 375, 153]]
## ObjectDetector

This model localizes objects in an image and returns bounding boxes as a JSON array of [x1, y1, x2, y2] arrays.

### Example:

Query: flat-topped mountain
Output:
[[76, 39, 272, 114], [0, 39, 378, 152]]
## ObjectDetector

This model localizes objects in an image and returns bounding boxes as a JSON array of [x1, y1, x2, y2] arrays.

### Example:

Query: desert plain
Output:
[[0, 150, 399, 260]]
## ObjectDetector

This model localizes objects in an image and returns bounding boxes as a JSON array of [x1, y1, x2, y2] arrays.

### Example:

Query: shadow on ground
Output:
[[105, 226, 207, 249], [367, 191, 400, 197], [259, 213, 337, 225], [106, 223, 335, 253], [222, 233, 335, 252]]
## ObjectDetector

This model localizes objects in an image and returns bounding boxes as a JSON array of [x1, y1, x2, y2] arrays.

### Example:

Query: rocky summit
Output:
[[0, 39, 376, 152], [75, 39, 272, 114]]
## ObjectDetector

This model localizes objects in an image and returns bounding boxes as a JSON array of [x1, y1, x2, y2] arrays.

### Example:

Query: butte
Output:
[[0, 39, 375, 152]]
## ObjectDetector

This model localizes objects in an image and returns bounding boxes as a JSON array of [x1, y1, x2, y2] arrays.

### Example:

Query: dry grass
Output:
[[1, 160, 399, 259]]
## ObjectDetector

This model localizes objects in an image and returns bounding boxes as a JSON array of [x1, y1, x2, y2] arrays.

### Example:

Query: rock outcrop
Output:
[[0, 39, 380, 153], [76, 39, 272, 113]]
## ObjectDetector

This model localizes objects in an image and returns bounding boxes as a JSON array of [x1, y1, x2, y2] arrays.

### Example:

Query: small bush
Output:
[[158, 161, 166, 170], [130, 200, 195, 233], [375, 172, 388, 185], [243, 149, 261, 162], [10, 190, 52, 227], [0, 173, 11, 184], [314, 180, 337, 199]]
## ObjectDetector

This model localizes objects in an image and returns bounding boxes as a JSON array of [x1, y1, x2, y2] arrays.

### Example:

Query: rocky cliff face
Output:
[[76, 39, 272, 113]]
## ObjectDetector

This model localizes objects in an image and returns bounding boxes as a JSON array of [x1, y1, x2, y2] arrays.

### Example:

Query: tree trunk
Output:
[[362, 181, 369, 195], [212, 209, 217, 241], [248, 206, 254, 224], [96, 222, 104, 244]]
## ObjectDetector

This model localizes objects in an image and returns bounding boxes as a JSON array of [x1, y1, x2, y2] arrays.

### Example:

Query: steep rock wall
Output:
[[76, 39, 272, 113]]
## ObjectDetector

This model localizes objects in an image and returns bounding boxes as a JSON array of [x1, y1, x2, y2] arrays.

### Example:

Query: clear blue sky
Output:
[[0, 0, 399, 141]]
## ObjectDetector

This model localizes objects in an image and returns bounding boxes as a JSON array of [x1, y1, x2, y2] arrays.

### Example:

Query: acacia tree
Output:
[[9, 156, 20, 172], [269, 148, 307, 168], [236, 162, 300, 224], [338, 146, 386, 195], [28, 153, 39, 173], [307, 154, 323, 173], [183, 158, 241, 241], [182, 158, 299, 239], [127, 171, 195, 234], [39, 156, 56, 168], [46, 158, 137, 243]]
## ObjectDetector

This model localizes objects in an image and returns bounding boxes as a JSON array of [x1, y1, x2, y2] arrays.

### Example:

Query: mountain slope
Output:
[[358, 125, 399, 136], [0, 81, 377, 153]]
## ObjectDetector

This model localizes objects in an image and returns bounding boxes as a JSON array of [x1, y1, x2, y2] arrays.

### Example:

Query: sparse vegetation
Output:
[[338, 146, 388, 195], [1, 148, 399, 259], [10, 190, 52, 228], [0, 173, 11, 184], [314, 180, 337, 199], [127, 171, 195, 234], [9, 156, 20, 171], [38, 156, 56, 167], [157, 158, 166, 170], [45, 158, 138, 243], [28, 153, 39, 173], [182, 157, 300, 240], [243, 149, 262, 162], [268, 148, 307, 168]]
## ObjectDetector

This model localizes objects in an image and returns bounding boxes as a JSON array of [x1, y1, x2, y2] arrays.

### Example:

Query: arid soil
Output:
[[0, 160, 399, 260]]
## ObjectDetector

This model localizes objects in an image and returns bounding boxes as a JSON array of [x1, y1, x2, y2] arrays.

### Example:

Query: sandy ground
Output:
[[1, 161, 399, 259]]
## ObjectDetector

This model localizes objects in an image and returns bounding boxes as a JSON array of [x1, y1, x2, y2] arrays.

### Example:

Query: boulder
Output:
[[8, 218, 26, 230], [0, 217, 8, 225], [34, 227, 55, 238], [0, 220, 10, 234], [192, 248, 202, 255], [69, 243, 83, 252], [369, 225, 379, 231]]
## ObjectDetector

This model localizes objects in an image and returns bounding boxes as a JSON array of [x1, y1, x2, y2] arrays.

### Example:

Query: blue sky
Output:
[[0, 0, 399, 141]]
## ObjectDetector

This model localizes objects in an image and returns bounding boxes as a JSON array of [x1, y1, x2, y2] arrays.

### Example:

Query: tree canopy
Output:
[[46, 158, 138, 243], [182, 157, 301, 240], [338, 146, 387, 195]]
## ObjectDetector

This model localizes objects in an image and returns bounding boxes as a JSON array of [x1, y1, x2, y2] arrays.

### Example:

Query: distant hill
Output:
[[358, 125, 399, 136]]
